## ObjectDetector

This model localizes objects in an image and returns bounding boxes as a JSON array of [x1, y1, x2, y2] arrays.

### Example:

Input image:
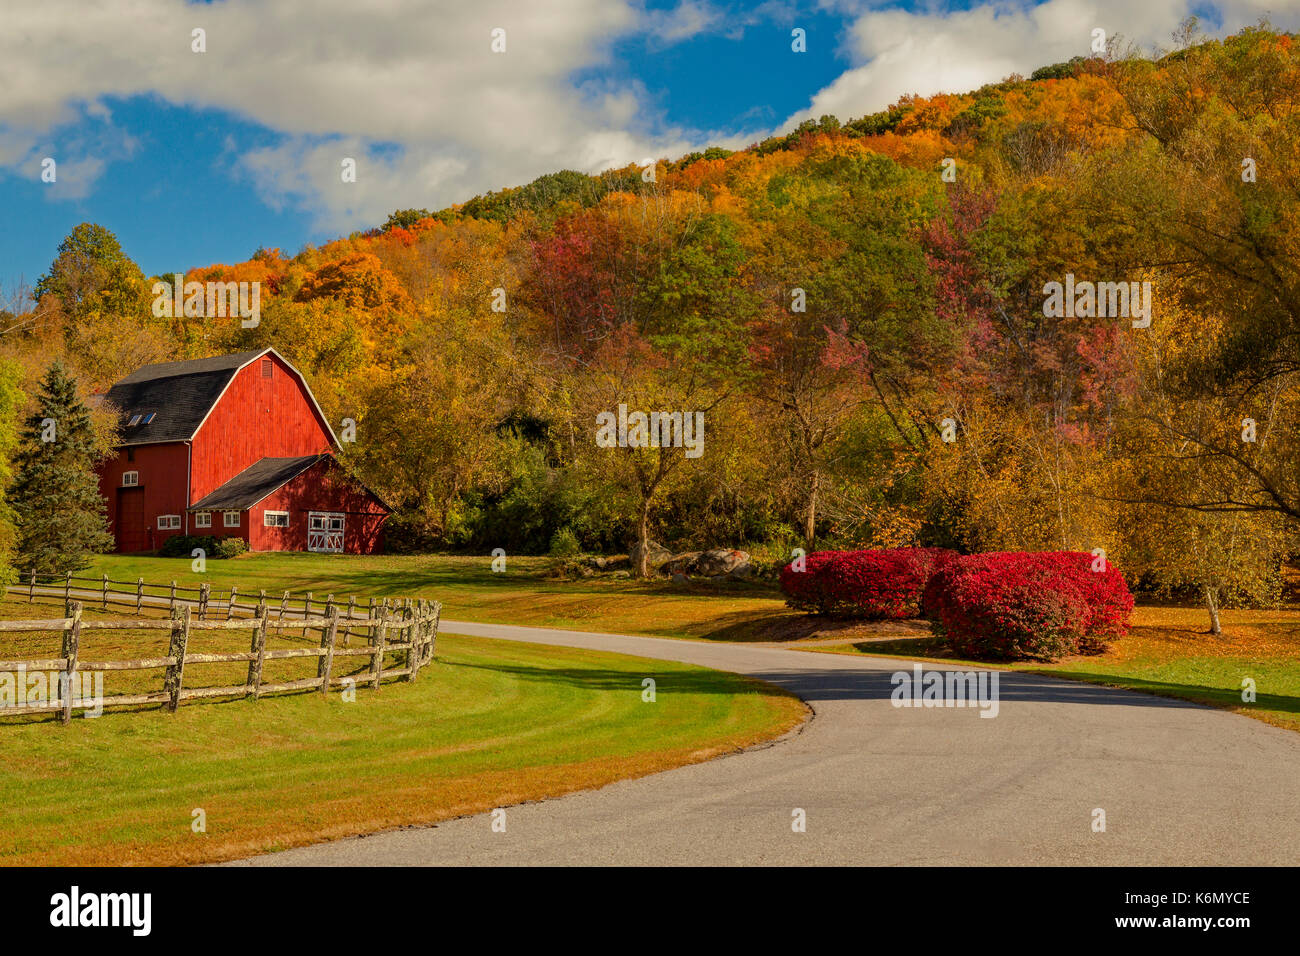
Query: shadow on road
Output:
[[445, 658, 1224, 710]]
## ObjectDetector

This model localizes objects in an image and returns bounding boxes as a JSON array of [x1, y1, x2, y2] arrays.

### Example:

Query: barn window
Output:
[[157, 515, 181, 530], [142, 412, 156, 424], [264, 511, 289, 528], [194, 512, 211, 528], [223, 511, 241, 528], [121, 471, 138, 487], [261, 358, 273, 379], [128, 414, 142, 426]]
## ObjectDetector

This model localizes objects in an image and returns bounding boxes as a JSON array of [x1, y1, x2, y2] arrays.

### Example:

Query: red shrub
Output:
[[780, 548, 955, 619], [923, 551, 1133, 661]]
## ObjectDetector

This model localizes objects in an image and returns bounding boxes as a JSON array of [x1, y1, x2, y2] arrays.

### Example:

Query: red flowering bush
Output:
[[780, 548, 955, 619], [923, 551, 1134, 661]]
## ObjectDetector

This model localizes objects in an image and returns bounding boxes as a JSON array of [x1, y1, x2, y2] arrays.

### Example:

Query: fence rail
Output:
[[2, 574, 442, 724], [20, 571, 408, 626]]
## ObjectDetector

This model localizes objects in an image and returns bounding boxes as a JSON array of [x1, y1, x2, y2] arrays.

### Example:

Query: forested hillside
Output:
[[3, 23, 1297, 610]]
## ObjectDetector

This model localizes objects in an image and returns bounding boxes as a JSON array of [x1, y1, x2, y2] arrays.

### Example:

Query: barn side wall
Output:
[[97, 442, 191, 553], [250, 459, 388, 554]]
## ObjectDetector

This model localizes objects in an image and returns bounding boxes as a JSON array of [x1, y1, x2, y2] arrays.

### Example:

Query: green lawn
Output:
[[0, 630, 805, 865]]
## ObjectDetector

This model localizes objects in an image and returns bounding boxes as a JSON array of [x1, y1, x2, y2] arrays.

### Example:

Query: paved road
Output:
[[228, 619, 1300, 866]]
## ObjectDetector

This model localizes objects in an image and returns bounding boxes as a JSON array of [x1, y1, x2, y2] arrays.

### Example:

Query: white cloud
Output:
[[645, 1, 726, 44], [0, 0, 701, 231]]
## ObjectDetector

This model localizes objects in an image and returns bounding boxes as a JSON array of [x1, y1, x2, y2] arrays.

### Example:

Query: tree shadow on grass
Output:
[[1039, 670, 1300, 720]]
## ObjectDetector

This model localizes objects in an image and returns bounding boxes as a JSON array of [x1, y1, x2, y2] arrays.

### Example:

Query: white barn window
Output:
[[223, 511, 241, 528], [157, 515, 181, 530], [121, 471, 139, 487], [194, 512, 211, 528], [264, 511, 289, 528]]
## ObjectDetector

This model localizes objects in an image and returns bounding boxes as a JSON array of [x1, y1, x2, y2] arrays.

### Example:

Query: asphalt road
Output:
[[229, 619, 1300, 866]]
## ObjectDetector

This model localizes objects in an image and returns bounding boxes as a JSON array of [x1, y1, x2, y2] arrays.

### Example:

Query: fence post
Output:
[[247, 602, 269, 699], [60, 601, 83, 725], [279, 590, 289, 622], [366, 597, 376, 646], [136, 577, 144, 614], [429, 601, 441, 664], [229, 586, 238, 621], [343, 596, 356, 648], [102, 573, 108, 610], [29, 571, 36, 603], [164, 605, 191, 712], [302, 592, 312, 639], [65, 571, 72, 604], [405, 605, 418, 682], [318, 604, 339, 695], [170, 580, 176, 613], [199, 582, 210, 620], [371, 607, 390, 689]]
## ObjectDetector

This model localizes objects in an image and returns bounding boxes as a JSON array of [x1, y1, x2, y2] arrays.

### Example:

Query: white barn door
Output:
[[308, 511, 345, 553]]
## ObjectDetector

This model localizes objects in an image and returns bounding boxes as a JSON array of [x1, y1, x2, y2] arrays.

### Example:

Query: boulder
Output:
[[689, 548, 751, 577], [660, 551, 702, 575], [670, 572, 689, 586], [629, 539, 672, 571]]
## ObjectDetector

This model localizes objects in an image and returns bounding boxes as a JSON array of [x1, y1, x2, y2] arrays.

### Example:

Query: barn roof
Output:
[[103, 347, 340, 447], [187, 455, 325, 510]]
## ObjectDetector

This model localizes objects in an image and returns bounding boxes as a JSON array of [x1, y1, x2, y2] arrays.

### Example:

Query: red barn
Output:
[[96, 348, 390, 554]]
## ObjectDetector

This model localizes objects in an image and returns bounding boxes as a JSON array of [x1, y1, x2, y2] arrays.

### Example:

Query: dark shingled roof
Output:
[[188, 455, 325, 511], [104, 349, 270, 445]]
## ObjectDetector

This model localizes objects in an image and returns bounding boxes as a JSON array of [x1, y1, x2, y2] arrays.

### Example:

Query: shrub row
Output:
[[158, 535, 249, 559], [780, 548, 1133, 661], [779, 547, 954, 619]]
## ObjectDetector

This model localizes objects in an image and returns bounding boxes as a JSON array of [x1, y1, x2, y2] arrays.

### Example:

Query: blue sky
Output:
[[1, 0, 1293, 300]]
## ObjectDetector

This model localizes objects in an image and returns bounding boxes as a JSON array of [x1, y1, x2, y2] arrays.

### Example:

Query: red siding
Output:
[[98, 442, 191, 552], [249, 459, 387, 554], [189, 353, 334, 502]]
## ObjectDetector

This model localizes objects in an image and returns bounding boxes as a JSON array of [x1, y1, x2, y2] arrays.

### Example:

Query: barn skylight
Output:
[[128, 414, 142, 426]]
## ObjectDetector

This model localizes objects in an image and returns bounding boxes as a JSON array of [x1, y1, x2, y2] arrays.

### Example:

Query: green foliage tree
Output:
[[34, 223, 149, 329], [10, 361, 114, 575]]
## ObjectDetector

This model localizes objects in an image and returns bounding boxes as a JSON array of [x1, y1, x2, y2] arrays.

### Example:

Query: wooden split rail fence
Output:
[[2, 574, 442, 724]]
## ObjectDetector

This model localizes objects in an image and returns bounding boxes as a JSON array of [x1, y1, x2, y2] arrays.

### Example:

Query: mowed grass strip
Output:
[[0, 632, 807, 866]]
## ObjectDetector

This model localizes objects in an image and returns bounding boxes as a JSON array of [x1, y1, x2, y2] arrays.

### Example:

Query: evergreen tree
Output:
[[10, 361, 113, 575]]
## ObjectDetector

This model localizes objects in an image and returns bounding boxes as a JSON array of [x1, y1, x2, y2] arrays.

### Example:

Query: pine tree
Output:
[[10, 361, 113, 575]]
